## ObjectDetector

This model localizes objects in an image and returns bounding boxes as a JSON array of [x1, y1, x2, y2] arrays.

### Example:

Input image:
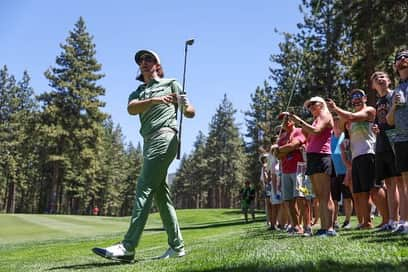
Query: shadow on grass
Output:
[[144, 216, 267, 231], [221, 210, 265, 216], [47, 261, 132, 270], [367, 232, 408, 246], [179, 259, 408, 272], [47, 257, 153, 271], [241, 226, 408, 243]]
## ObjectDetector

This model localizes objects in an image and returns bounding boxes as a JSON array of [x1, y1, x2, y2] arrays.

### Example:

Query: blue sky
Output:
[[0, 1, 303, 172]]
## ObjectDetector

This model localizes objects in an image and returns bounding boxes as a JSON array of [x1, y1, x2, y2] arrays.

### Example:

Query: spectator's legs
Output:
[[311, 173, 334, 230], [398, 172, 408, 225], [370, 187, 389, 226], [343, 198, 353, 223], [386, 177, 400, 224]]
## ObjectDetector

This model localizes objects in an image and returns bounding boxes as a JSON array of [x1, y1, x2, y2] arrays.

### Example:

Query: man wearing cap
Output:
[[370, 71, 401, 232], [327, 90, 388, 230], [386, 49, 408, 234], [93, 49, 195, 262]]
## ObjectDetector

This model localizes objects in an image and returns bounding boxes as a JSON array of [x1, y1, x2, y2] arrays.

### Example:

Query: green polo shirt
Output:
[[128, 78, 181, 138]]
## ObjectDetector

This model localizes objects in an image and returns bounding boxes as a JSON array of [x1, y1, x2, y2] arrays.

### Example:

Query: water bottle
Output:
[[296, 162, 308, 195], [397, 89, 406, 106]]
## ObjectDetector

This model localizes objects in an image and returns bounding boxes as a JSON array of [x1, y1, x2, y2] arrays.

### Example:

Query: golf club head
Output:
[[186, 39, 195, 46]]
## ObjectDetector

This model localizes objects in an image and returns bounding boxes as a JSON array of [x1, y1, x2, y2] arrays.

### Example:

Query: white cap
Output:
[[303, 96, 326, 109]]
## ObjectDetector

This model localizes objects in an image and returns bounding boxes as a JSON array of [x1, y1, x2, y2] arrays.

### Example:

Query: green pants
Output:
[[123, 130, 184, 251]]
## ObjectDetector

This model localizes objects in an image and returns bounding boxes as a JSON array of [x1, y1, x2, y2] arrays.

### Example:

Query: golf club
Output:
[[177, 38, 195, 160]]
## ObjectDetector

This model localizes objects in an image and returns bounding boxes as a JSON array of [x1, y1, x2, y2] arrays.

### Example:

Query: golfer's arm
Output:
[[127, 99, 152, 115]]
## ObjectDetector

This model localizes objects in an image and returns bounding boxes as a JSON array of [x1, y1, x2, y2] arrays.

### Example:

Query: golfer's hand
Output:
[[180, 95, 190, 108], [151, 95, 175, 105], [182, 95, 195, 118]]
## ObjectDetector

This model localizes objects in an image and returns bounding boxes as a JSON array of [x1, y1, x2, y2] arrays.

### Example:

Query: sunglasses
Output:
[[395, 53, 408, 62], [351, 93, 364, 100], [137, 54, 156, 64]]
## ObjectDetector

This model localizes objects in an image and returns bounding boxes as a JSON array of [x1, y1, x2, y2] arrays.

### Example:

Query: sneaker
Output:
[[268, 225, 278, 231], [333, 222, 340, 229], [158, 247, 186, 259], [376, 223, 392, 232], [92, 243, 135, 263], [391, 224, 405, 233], [286, 226, 294, 233], [277, 224, 285, 231], [315, 229, 327, 237], [303, 227, 313, 237], [288, 226, 303, 235], [342, 221, 352, 230], [400, 225, 408, 234], [327, 229, 338, 236]]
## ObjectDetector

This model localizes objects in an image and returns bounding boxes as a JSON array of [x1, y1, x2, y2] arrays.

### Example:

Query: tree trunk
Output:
[[6, 180, 15, 213], [48, 162, 59, 214]]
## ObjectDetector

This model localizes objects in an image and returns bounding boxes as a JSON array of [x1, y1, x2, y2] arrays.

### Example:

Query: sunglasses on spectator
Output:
[[351, 93, 364, 100], [395, 53, 408, 62], [137, 54, 156, 64]]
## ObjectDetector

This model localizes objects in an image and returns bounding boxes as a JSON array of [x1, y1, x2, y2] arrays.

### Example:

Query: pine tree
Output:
[[97, 119, 130, 216], [205, 94, 247, 208], [0, 67, 38, 213], [339, 0, 408, 104], [37, 17, 107, 214], [244, 82, 276, 203], [172, 131, 208, 208], [120, 142, 143, 215], [172, 154, 190, 208]]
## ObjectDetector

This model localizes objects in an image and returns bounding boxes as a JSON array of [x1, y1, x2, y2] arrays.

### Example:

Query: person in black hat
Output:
[[92, 49, 195, 262]]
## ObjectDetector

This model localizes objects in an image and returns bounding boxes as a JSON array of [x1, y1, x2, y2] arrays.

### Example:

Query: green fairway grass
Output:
[[1, 209, 408, 272]]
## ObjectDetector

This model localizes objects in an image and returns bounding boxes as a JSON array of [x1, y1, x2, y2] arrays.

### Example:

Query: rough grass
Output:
[[1, 209, 408, 272]]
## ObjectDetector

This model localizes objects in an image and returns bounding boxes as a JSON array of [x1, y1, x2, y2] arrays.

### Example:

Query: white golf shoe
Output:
[[92, 243, 135, 263], [158, 247, 186, 259]]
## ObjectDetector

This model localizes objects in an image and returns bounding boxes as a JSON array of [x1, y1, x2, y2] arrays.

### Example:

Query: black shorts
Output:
[[395, 141, 408, 173], [306, 153, 332, 176], [330, 174, 353, 201], [352, 154, 376, 193], [375, 150, 400, 181]]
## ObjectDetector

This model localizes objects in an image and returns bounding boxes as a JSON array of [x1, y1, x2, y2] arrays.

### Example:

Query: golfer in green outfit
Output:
[[93, 49, 195, 262]]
